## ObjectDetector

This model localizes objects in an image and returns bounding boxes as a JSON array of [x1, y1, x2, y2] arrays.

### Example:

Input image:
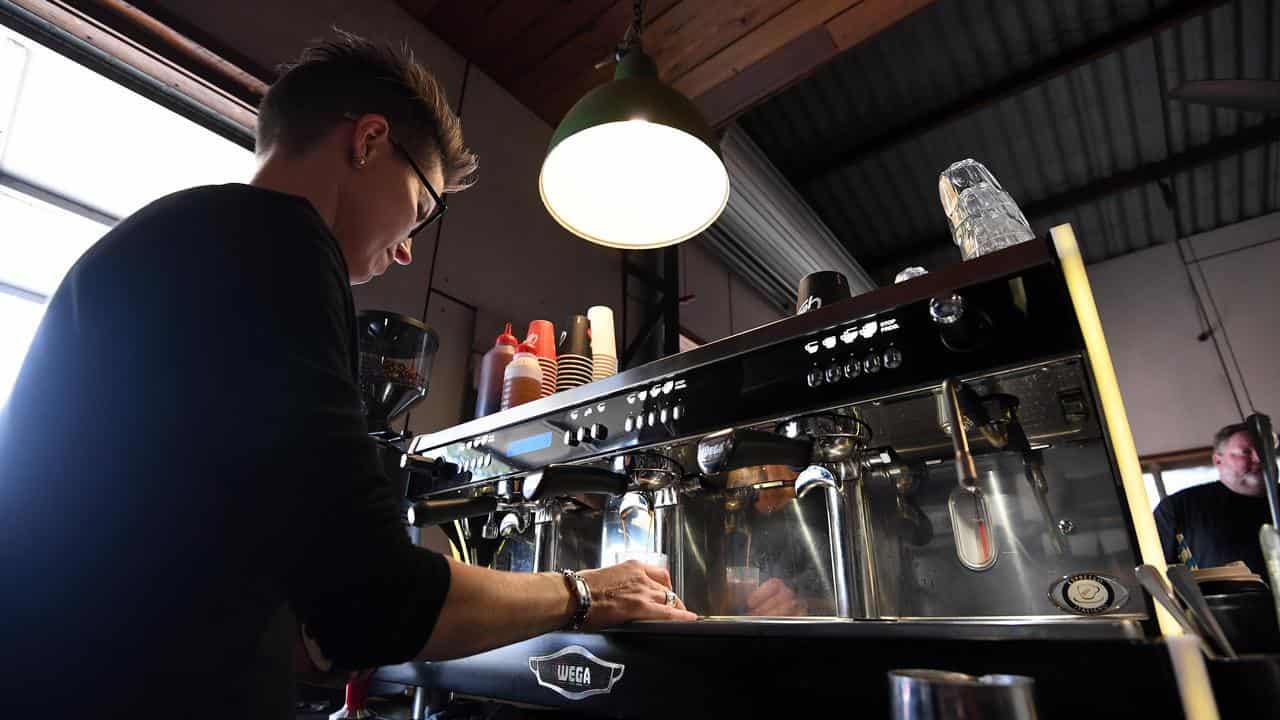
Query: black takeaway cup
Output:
[[796, 270, 851, 315]]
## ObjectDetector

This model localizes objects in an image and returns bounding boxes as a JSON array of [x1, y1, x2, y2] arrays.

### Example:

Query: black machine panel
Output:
[[409, 242, 1085, 498]]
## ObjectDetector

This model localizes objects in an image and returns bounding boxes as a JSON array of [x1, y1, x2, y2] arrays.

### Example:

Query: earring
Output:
[[355, 155, 368, 168]]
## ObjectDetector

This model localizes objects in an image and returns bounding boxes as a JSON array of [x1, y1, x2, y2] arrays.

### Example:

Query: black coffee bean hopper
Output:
[[358, 310, 439, 437]]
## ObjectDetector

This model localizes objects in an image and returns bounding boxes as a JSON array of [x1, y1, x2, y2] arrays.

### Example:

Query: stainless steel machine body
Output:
[[403, 240, 1147, 630]]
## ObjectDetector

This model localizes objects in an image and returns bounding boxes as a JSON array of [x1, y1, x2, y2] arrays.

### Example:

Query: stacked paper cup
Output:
[[556, 315, 593, 392], [526, 320, 557, 399], [587, 305, 617, 381]]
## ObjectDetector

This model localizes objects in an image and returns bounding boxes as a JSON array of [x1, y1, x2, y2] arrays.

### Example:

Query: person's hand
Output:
[[746, 578, 807, 616], [577, 560, 697, 630]]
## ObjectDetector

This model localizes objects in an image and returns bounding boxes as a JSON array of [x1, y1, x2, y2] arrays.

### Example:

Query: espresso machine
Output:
[[381, 229, 1186, 718]]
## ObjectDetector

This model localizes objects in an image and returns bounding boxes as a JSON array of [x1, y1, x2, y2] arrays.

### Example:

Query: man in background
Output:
[[1155, 423, 1273, 573]]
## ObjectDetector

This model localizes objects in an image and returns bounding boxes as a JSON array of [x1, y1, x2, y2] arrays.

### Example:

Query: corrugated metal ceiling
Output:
[[739, 0, 1280, 277]]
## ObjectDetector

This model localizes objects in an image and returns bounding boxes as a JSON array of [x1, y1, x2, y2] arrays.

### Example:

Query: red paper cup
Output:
[[526, 320, 557, 361]]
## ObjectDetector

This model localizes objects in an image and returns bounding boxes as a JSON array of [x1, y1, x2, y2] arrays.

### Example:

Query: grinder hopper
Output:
[[357, 310, 439, 433]]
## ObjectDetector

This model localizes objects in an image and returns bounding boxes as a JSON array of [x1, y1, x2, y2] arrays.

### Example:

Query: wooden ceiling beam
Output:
[[646, 0, 799, 83], [682, 0, 937, 127], [671, 0, 858, 101], [406, 0, 934, 128], [512, 0, 680, 124]]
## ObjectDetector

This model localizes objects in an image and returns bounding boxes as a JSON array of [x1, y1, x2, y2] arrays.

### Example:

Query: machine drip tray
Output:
[[609, 617, 1146, 641]]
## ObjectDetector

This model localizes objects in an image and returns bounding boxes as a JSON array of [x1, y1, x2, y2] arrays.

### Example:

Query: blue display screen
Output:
[[506, 431, 553, 457]]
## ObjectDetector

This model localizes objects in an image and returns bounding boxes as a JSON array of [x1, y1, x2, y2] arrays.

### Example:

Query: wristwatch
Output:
[[560, 569, 592, 631]]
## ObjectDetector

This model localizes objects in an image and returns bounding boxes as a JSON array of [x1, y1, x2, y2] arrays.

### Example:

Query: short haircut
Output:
[[1213, 423, 1250, 451], [256, 30, 478, 192]]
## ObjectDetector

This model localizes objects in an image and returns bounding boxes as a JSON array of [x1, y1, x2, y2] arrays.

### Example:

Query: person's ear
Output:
[[348, 113, 391, 168], [393, 238, 412, 265]]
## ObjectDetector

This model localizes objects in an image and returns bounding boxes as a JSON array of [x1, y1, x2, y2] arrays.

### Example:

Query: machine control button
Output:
[[634, 414, 646, 430], [882, 347, 903, 369], [843, 357, 860, 380], [825, 364, 842, 384], [672, 404, 684, 420], [625, 416, 635, 432], [590, 424, 608, 442], [577, 427, 589, 444], [564, 430, 578, 446], [648, 411, 657, 426], [659, 408, 669, 423], [806, 366, 824, 387], [863, 353, 882, 374]]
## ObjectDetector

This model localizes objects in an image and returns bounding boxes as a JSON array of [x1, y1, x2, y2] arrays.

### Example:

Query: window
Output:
[[0, 24, 255, 406]]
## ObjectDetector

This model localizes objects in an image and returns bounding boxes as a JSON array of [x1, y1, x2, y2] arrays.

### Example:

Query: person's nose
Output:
[[394, 238, 412, 265]]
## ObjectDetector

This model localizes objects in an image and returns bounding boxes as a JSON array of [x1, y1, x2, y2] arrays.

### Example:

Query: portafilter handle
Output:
[[696, 428, 813, 475], [407, 496, 499, 527], [522, 464, 629, 502]]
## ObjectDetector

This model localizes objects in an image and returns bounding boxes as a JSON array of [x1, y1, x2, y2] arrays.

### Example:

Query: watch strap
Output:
[[560, 569, 591, 630]]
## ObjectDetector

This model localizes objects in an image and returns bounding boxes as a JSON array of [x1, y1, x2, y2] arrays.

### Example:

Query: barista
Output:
[[0, 34, 692, 718]]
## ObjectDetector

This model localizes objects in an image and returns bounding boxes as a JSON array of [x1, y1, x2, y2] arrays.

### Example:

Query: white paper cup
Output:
[[587, 306, 616, 358], [592, 353, 617, 380]]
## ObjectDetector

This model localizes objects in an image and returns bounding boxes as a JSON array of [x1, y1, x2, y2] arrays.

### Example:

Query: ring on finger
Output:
[[664, 589, 678, 607]]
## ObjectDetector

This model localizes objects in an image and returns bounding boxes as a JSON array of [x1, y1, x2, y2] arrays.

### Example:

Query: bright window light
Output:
[[0, 292, 44, 402], [539, 120, 729, 249], [0, 27, 255, 218], [0, 185, 109, 296], [0, 24, 254, 410]]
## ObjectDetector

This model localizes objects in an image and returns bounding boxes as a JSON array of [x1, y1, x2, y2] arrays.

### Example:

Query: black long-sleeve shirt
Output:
[[1154, 481, 1270, 574], [0, 184, 450, 717]]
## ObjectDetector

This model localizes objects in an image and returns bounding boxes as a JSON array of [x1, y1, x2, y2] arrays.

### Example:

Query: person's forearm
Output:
[[416, 559, 574, 661]]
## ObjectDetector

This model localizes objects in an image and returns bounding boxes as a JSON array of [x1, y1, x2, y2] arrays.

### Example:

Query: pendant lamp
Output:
[[538, 1, 730, 250]]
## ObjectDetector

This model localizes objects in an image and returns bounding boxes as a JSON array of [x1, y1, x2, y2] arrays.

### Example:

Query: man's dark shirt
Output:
[[1154, 481, 1270, 574], [0, 185, 450, 716]]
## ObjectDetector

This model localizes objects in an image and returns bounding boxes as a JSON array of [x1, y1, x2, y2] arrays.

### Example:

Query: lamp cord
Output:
[[598, 0, 646, 68], [620, 0, 645, 54]]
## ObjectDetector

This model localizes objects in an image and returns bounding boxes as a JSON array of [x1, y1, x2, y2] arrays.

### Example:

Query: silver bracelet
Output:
[[560, 569, 591, 631]]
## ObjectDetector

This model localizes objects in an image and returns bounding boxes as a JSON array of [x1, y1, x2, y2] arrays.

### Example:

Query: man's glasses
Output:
[[388, 137, 447, 237]]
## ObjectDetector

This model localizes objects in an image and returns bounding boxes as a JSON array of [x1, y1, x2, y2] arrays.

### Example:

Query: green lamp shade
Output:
[[539, 51, 730, 250]]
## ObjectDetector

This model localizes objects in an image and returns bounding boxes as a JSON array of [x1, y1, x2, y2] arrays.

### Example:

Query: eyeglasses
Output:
[[342, 113, 447, 237], [388, 136, 447, 237]]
